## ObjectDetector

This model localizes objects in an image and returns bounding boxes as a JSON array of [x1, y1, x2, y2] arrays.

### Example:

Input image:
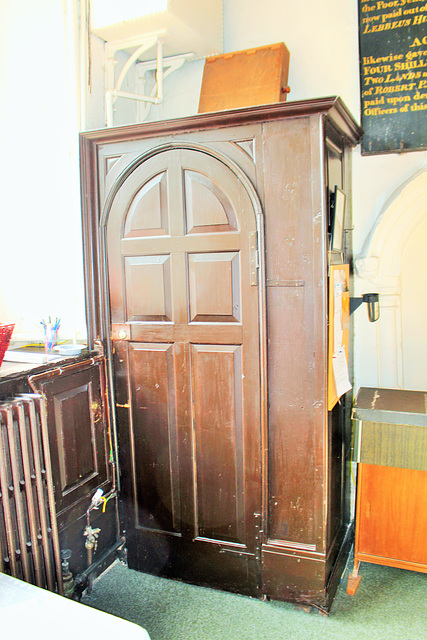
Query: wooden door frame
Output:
[[87, 141, 269, 543]]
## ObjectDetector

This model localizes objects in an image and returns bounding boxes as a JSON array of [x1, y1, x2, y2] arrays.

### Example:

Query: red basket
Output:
[[0, 323, 15, 367]]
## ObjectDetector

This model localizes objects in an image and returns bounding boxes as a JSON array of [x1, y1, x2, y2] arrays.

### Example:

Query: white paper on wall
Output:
[[332, 346, 352, 398]]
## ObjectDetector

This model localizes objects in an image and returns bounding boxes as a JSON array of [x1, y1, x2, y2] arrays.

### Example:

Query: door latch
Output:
[[111, 324, 130, 341], [250, 231, 259, 286]]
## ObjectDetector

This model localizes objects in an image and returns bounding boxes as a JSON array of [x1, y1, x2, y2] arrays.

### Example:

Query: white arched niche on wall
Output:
[[355, 169, 427, 391]]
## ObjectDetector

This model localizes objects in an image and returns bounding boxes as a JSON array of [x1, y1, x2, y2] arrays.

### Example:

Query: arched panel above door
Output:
[[123, 172, 169, 238], [184, 169, 237, 234]]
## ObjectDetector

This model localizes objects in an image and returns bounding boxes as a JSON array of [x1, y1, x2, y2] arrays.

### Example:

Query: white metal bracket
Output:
[[105, 32, 194, 126], [135, 51, 194, 122]]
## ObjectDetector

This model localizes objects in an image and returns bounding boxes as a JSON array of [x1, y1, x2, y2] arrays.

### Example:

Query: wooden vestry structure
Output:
[[80, 98, 362, 611]]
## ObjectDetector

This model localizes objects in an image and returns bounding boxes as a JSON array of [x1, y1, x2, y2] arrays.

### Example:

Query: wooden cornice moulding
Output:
[[79, 97, 363, 146]]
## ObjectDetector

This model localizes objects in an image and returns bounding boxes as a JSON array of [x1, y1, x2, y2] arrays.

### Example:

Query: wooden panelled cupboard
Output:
[[80, 98, 362, 611]]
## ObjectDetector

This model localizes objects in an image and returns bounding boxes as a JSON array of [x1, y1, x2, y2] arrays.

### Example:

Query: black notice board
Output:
[[359, 0, 427, 155]]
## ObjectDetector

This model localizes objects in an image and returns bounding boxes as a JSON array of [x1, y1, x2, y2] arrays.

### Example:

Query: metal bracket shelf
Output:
[[105, 33, 194, 126]]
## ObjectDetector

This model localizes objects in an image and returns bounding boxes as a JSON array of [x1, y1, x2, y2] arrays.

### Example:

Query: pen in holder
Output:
[[41, 317, 61, 358]]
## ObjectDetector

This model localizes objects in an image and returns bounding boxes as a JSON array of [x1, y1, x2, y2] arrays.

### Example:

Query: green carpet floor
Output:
[[82, 557, 426, 639]]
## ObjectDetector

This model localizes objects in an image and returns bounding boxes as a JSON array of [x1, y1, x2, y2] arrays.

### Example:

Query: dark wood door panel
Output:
[[126, 341, 254, 544], [184, 168, 238, 234], [53, 382, 99, 495], [262, 119, 322, 551], [188, 252, 241, 323], [107, 145, 262, 592], [124, 170, 169, 238], [124, 255, 172, 322], [128, 341, 181, 535], [32, 360, 112, 527], [191, 344, 245, 545]]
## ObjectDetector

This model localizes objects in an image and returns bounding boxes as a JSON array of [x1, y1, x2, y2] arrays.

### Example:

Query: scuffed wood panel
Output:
[[191, 344, 244, 544], [129, 342, 181, 534], [261, 117, 323, 548]]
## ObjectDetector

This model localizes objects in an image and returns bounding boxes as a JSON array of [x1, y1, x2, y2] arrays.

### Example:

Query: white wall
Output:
[[223, 0, 360, 116], [0, 0, 86, 343], [2, 0, 427, 392], [401, 217, 427, 390]]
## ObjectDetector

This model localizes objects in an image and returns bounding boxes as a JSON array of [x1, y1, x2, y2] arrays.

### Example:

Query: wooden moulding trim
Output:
[[79, 97, 363, 147], [356, 552, 427, 573], [28, 355, 103, 391], [80, 135, 101, 349], [262, 543, 325, 561]]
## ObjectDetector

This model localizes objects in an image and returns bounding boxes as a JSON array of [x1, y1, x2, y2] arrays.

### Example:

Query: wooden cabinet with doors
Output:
[[80, 98, 362, 611], [0, 355, 118, 589], [29, 356, 118, 577]]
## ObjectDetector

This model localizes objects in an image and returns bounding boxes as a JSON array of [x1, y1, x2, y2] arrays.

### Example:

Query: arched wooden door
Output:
[[106, 147, 262, 595]]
